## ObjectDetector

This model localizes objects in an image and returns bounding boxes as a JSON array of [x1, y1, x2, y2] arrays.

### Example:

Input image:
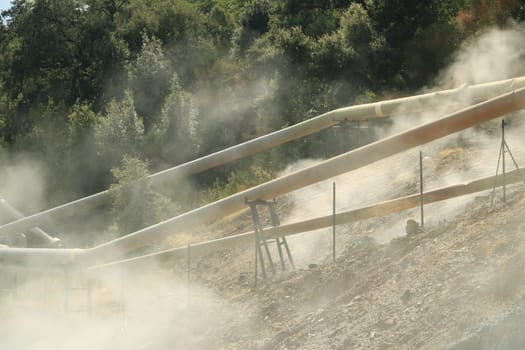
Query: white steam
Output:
[[0, 153, 47, 223], [1, 267, 242, 350], [279, 25, 525, 260], [437, 25, 525, 87], [3, 23, 525, 350]]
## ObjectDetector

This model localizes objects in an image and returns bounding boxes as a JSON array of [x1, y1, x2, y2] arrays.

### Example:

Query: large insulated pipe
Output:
[[0, 197, 61, 247], [4, 164, 520, 269], [4, 89, 525, 270], [1, 77, 524, 238], [0, 247, 85, 267], [90, 167, 525, 269], [87, 87, 525, 262]]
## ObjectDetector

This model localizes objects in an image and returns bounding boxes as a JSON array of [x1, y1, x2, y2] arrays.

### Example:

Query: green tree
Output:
[[64, 103, 104, 195], [232, 0, 271, 56], [128, 32, 171, 131], [207, 3, 235, 48], [155, 74, 199, 165], [273, 0, 342, 38], [364, 0, 463, 89], [91, 0, 129, 22], [108, 155, 176, 236], [0, 0, 128, 141], [94, 90, 144, 170]]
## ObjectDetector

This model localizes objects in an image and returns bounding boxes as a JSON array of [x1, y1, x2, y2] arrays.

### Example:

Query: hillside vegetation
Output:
[[0, 0, 524, 239]]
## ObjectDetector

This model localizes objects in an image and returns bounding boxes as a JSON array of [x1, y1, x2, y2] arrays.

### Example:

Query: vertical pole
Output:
[[282, 238, 295, 269], [419, 151, 424, 229], [276, 238, 286, 271], [87, 277, 92, 316], [502, 120, 506, 202], [12, 272, 18, 299], [187, 243, 191, 305], [332, 182, 336, 262], [503, 138, 525, 185], [254, 233, 258, 288], [490, 141, 503, 207], [250, 204, 267, 279], [261, 237, 276, 275], [64, 267, 69, 313], [120, 271, 126, 330]]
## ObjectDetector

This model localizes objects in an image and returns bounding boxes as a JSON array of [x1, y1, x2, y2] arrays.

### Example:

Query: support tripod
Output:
[[490, 119, 525, 205]]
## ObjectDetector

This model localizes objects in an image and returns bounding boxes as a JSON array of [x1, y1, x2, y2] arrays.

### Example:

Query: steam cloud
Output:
[[3, 24, 525, 350], [280, 24, 525, 258]]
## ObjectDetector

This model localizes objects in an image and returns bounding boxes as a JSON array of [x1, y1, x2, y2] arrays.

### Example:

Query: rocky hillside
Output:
[[181, 185, 525, 349], [5, 128, 525, 350]]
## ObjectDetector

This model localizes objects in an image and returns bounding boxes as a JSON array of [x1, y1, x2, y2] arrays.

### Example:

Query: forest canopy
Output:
[[0, 0, 524, 215]]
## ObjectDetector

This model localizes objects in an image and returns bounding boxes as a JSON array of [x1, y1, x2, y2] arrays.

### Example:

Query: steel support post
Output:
[[420, 151, 424, 229], [332, 182, 336, 262]]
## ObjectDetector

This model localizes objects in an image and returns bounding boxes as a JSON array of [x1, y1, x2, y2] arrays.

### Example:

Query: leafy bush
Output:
[[204, 165, 275, 203], [108, 156, 177, 237]]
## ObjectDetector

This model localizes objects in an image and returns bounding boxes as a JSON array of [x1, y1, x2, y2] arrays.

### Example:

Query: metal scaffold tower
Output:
[[247, 199, 294, 285], [491, 119, 525, 205]]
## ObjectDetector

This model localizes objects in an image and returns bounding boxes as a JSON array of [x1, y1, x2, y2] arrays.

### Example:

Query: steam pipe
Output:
[[89, 167, 524, 269], [87, 87, 525, 262], [1, 164, 517, 269], [0, 247, 85, 267], [1, 77, 524, 237], [0, 197, 61, 247]]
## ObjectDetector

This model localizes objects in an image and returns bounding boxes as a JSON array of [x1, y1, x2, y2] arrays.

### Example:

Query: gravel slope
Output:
[[189, 187, 525, 349]]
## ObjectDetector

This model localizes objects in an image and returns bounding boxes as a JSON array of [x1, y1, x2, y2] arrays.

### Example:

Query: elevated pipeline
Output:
[[2, 166, 523, 268], [1, 77, 524, 237], [89, 168, 525, 270], [0, 247, 85, 267], [0, 197, 61, 247], [87, 87, 525, 262]]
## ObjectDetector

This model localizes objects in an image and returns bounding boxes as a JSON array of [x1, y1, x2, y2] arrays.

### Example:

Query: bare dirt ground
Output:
[[5, 177, 525, 350], [175, 185, 525, 350], [5, 124, 525, 349], [156, 121, 525, 350]]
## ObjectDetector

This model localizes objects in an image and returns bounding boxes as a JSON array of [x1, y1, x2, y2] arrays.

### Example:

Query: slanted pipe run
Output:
[[0, 197, 61, 247], [0, 247, 86, 267], [4, 166, 520, 269], [90, 167, 524, 270], [87, 87, 525, 263], [1, 77, 525, 237]]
